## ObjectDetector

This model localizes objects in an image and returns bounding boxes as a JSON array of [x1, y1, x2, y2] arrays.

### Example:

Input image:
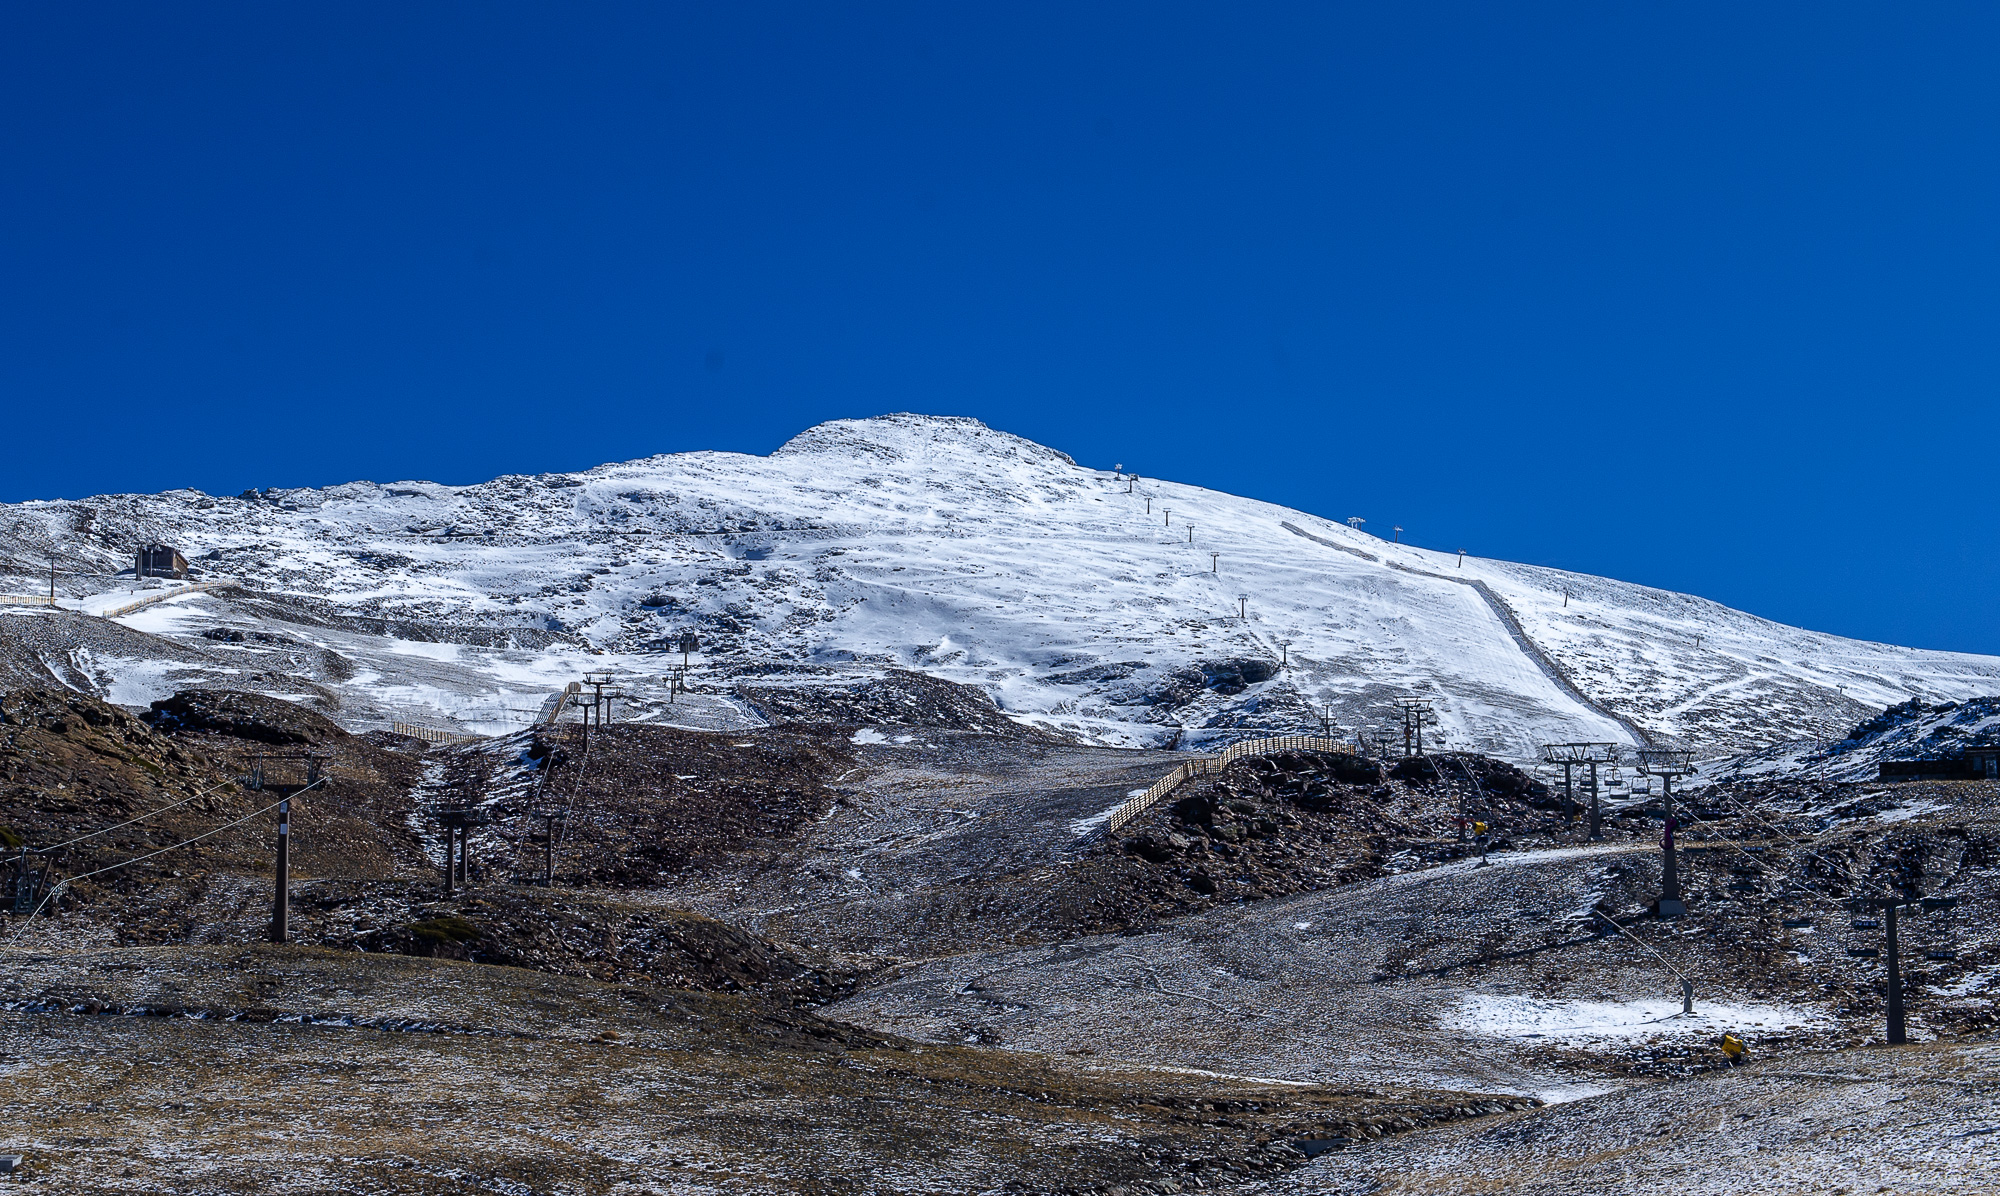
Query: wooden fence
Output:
[[99, 581, 239, 620], [1097, 734, 1359, 837], [536, 681, 583, 725], [390, 722, 485, 745]]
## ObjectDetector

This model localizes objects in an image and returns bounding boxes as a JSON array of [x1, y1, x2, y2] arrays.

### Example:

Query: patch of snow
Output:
[[1107, 1064, 1317, 1087], [1529, 1081, 1620, 1105], [1871, 799, 1951, 824], [1930, 966, 2000, 998], [386, 639, 464, 663], [1067, 803, 1124, 836], [849, 729, 890, 745], [1458, 994, 1830, 1043]]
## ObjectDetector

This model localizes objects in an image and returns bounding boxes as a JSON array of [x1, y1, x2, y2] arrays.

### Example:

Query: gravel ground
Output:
[[1268, 1041, 2000, 1195], [0, 946, 1529, 1195], [828, 841, 1744, 1099]]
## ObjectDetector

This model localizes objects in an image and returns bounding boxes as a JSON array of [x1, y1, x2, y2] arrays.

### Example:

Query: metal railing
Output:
[[1098, 734, 1358, 837], [0, 594, 56, 608]]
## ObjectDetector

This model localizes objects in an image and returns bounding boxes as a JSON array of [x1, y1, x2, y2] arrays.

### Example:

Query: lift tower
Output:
[[1541, 742, 1622, 838], [1390, 699, 1436, 758], [1636, 748, 1696, 918]]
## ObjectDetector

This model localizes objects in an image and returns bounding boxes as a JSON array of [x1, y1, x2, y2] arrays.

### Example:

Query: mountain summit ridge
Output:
[[1, 414, 1994, 757]]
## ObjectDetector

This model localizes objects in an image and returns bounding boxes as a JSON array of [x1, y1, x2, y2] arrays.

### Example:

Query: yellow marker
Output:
[[1719, 1033, 1745, 1061]]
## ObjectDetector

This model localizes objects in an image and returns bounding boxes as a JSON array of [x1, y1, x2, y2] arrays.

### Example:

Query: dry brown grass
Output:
[[0, 946, 1526, 1194]]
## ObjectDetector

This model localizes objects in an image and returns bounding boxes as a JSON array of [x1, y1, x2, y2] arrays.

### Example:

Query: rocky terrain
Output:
[[0, 680, 1995, 1190], [1273, 1040, 2000, 1195], [3, 945, 1542, 1195], [1, 417, 1997, 1196]]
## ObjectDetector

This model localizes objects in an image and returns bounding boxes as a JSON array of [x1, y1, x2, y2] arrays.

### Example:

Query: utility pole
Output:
[[1237, 595, 1247, 619], [49, 552, 56, 600], [1186, 525, 1193, 544], [1392, 525, 1402, 543], [1456, 549, 1466, 568], [1209, 552, 1219, 573], [1145, 497, 1151, 514], [1163, 508, 1170, 527], [269, 797, 290, 943], [1346, 517, 1365, 531]]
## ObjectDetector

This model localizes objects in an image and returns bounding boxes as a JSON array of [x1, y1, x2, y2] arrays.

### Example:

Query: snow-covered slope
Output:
[[1717, 696, 2000, 784], [2, 414, 1996, 758]]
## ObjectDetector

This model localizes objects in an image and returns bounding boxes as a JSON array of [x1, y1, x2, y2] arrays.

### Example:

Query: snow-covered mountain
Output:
[[3, 413, 1996, 759], [1716, 696, 2000, 785]]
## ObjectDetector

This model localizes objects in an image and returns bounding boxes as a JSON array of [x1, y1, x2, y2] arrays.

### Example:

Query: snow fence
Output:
[[1099, 735, 1359, 837]]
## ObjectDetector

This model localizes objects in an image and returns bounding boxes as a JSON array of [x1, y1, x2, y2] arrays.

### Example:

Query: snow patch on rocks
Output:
[[1457, 994, 1830, 1043]]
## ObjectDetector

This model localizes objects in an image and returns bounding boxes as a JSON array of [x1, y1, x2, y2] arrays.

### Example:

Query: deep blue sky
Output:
[[4, 4, 1996, 655]]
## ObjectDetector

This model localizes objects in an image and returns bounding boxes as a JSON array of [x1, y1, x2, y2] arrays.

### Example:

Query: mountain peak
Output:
[[773, 414, 1079, 470]]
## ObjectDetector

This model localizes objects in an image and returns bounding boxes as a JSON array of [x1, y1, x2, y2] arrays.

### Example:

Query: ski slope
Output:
[[1, 414, 1995, 758]]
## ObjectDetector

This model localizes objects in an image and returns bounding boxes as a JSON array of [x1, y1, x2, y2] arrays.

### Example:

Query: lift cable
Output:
[[550, 717, 598, 870], [1697, 785, 1901, 902], [7, 780, 321, 945], [1590, 905, 1694, 988], [29, 778, 239, 854]]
